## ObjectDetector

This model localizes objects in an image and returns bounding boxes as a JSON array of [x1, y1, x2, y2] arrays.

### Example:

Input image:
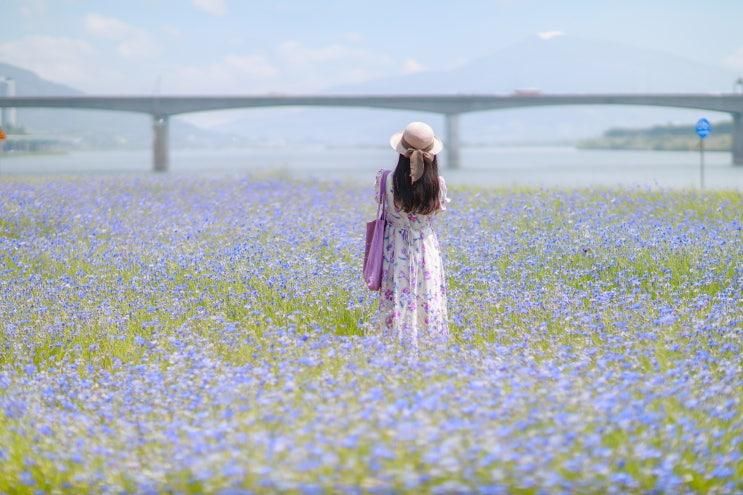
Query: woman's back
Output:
[[375, 169, 450, 232]]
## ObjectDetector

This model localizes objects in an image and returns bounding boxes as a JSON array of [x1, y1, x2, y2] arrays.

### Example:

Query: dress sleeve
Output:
[[374, 168, 384, 204], [438, 176, 451, 211]]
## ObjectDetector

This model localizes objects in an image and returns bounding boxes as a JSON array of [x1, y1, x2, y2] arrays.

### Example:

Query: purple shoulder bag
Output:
[[363, 170, 391, 290]]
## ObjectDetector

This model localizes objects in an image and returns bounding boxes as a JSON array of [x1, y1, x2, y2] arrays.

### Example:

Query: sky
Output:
[[1, 0, 742, 128], [1, 0, 742, 94]]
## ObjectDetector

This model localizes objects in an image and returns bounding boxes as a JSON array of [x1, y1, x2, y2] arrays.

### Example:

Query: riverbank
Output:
[[0, 150, 68, 158], [578, 120, 733, 151]]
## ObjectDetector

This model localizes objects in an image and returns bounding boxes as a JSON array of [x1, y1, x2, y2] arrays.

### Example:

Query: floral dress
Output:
[[370, 168, 451, 347]]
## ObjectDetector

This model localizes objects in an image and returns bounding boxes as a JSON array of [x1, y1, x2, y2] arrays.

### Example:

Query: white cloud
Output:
[[723, 47, 743, 70], [161, 25, 182, 39], [0, 35, 99, 89], [85, 13, 133, 39], [84, 13, 159, 59], [275, 40, 397, 86], [537, 30, 565, 40], [169, 54, 278, 94], [222, 54, 279, 78], [173, 41, 430, 127], [19, 0, 48, 17], [276, 40, 356, 64], [167, 40, 402, 94], [0, 33, 422, 99], [341, 32, 364, 44], [192, 0, 227, 16], [402, 58, 426, 74]]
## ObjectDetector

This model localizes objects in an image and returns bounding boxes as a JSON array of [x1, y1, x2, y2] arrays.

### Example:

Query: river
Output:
[[1, 145, 742, 189]]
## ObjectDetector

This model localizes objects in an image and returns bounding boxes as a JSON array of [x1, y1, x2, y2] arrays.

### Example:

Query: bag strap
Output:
[[377, 170, 390, 220]]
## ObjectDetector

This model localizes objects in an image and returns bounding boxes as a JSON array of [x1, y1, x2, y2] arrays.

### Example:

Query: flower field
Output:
[[0, 173, 741, 494]]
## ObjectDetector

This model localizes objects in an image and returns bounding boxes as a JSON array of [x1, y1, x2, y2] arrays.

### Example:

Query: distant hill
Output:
[[216, 35, 739, 145], [578, 120, 732, 151], [0, 62, 236, 149]]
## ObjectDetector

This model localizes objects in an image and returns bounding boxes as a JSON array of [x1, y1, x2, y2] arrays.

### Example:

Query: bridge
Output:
[[1, 93, 742, 171]]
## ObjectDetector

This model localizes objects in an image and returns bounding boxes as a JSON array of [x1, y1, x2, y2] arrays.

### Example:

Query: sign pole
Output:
[[694, 118, 711, 190], [699, 138, 705, 190]]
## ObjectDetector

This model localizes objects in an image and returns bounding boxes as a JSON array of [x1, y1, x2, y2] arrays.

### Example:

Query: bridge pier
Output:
[[152, 115, 169, 172], [733, 112, 743, 165], [444, 113, 461, 169]]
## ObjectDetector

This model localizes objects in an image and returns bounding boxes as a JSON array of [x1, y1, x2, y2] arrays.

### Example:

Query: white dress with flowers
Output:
[[371, 168, 451, 346]]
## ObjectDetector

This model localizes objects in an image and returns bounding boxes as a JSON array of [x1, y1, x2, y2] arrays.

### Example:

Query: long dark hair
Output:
[[392, 154, 441, 215]]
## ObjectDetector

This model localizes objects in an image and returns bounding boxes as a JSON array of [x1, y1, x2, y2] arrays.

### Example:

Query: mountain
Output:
[[0, 62, 234, 149], [331, 34, 735, 94], [216, 35, 739, 144]]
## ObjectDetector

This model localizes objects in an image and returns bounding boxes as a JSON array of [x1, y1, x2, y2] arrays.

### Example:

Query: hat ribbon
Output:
[[400, 136, 435, 183]]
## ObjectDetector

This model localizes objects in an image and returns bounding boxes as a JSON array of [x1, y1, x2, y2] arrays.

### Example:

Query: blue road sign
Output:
[[695, 118, 712, 139]]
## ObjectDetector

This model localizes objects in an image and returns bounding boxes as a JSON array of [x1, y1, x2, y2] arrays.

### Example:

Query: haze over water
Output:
[[1, 146, 741, 189]]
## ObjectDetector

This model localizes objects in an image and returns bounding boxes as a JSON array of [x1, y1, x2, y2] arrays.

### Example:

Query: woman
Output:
[[372, 121, 451, 347]]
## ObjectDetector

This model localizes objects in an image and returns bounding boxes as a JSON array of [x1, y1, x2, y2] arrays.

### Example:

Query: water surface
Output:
[[1, 145, 741, 189]]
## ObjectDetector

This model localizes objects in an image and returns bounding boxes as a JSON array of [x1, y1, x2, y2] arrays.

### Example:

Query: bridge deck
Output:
[[1, 93, 742, 169], [1, 94, 742, 116]]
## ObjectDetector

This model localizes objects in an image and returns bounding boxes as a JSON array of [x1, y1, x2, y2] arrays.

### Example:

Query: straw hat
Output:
[[389, 121, 444, 183], [389, 121, 444, 156]]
